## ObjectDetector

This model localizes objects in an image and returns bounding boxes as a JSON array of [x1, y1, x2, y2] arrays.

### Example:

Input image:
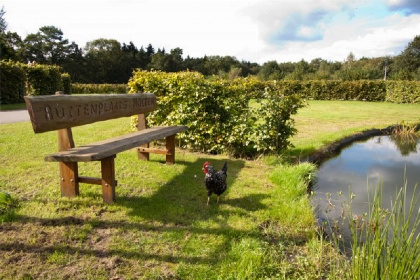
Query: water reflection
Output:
[[390, 133, 419, 156], [313, 135, 420, 245]]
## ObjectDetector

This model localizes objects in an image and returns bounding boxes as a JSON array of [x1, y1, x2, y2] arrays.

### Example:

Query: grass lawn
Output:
[[0, 100, 419, 279], [289, 100, 420, 158]]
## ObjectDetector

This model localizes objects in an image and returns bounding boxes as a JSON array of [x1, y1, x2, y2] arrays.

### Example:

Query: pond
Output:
[[313, 134, 420, 247]]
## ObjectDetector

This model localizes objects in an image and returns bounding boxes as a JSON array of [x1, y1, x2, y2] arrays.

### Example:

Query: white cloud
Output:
[[255, 10, 420, 63], [2, 0, 420, 64]]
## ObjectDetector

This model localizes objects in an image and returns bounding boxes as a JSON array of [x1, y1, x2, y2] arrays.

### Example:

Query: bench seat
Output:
[[45, 126, 187, 162]]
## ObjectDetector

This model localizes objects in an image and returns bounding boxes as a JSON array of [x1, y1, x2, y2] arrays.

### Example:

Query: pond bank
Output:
[[303, 123, 420, 165]]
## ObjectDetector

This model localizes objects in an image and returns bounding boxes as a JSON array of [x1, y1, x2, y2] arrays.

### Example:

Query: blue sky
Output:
[[2, 0, 420, 64]]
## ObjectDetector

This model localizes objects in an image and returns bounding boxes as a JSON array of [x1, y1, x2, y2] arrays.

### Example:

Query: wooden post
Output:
[[58, 128, 80, 197], [59, 161, 79, 197], [166, 135, 175, 165], [137, 113, 150, 161], [56, 91, 80, 197], [101, 155, 116, 203]]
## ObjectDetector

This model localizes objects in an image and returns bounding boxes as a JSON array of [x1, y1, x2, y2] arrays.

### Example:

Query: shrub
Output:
[[71, 83, 128, 94], [128, 70, 305, 157], [61, 73, 72, 94], [0, 60, 26, 104], [385, 81, 420, 103], [25, 64, 62, 96]]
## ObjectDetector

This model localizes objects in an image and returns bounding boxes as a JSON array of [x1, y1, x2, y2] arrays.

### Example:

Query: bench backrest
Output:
[[24, 93, 157, 133]]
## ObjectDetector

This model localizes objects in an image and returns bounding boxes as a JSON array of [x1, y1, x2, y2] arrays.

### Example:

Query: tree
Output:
[[391, 35, 420, 80], [258, 61, 283, 80], [23, 26, 74, 65], [122, 41, 138, 57], [284, 59, 311, 80], [0, 6, 25, 61], [0, 6, 7, 33], [149, 51, 168, 71], [84, 38, 124, 83], [61, 41, 85, 82], [167, 47, 184, 72], [0, 31, 25, 61]]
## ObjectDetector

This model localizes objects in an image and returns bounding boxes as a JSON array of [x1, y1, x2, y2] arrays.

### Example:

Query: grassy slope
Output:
[[0, 100, 419, 279]]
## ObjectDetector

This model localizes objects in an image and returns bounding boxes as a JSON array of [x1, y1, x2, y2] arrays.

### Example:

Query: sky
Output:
[[2, 0, 420, 64]]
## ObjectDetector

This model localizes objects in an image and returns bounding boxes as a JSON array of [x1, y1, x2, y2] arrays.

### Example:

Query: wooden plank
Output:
[[78, 176, 118, 186], [24, 93, 157, 133], [58, 128, 75, 151], [101, 156, 116, 203], [137, 147, 169, 155], [166, 135, 175, 165], [44, 126, 188, 162], [137, 113, 149, 161], [78, 176, 102, 185]]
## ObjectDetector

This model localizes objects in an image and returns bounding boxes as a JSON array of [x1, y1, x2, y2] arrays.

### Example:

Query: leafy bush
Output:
[[25, 64, 62, 96], [253, 80, 419, 103], [1, 60, 72, 100], [128, 70, 305, 156], [386, 81, 420, 103], [0, 60, 26, 104], [300, 80, 387, 101], [71, 83, 128, 94]]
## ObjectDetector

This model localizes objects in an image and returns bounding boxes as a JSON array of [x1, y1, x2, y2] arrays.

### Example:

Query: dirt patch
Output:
[[0, 215, 123, 279]]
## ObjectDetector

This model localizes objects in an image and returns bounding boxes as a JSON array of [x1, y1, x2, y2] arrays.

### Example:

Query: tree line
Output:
[[1, 7, 419, 83]]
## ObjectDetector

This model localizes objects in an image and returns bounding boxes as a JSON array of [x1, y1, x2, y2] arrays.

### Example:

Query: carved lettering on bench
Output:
[[133, 97, 155, 108], [24, 93, 158, 133], [41, 99, 156, 121]]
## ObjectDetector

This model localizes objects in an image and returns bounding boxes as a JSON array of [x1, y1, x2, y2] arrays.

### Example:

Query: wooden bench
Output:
[[24, 92, 187, 203]]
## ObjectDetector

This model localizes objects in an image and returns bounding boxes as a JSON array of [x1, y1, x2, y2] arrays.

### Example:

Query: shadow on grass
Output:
[[0, 157, 274, 267], [116, 158, 268, 225]]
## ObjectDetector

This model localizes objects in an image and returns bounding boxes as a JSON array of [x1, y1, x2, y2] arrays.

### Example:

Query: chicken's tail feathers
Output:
[[221, 161, 228, 174]]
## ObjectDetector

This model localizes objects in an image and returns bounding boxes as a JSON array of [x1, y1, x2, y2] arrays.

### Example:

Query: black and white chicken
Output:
[[202, 161, 228, 205]]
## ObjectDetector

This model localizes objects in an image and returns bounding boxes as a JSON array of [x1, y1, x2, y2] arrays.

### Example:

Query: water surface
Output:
[[314, 135, 420, 242]]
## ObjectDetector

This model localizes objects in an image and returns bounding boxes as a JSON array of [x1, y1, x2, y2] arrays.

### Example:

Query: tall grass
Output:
[[329, 182, 420, 279]]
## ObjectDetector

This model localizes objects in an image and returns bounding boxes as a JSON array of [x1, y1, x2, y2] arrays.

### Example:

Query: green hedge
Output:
[[298, 80, 418, 103], [71, 80, 420, 103], [61, 73, 72, 94], [385, 81, 420, 103], [25, 64, 62, 96], [71, 83, 128, 94], [1, 60, 72, 103], [0, 60, 26, 104], [128, 70, 305, 156], [301, 80, 387, 101]]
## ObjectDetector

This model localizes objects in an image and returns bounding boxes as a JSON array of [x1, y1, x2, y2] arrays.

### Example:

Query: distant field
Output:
[[291, 100, 420, 155]]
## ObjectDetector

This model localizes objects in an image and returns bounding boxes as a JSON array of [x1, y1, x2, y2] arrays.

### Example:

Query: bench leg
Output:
[[137, 143, 150, 161], [101, 155, 116, 203], [166, 135, 175, 165], [59, 162, 79, 197]]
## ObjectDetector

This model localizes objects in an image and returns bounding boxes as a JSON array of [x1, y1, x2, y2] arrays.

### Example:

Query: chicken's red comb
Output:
[[203, 161, 211, 168]]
